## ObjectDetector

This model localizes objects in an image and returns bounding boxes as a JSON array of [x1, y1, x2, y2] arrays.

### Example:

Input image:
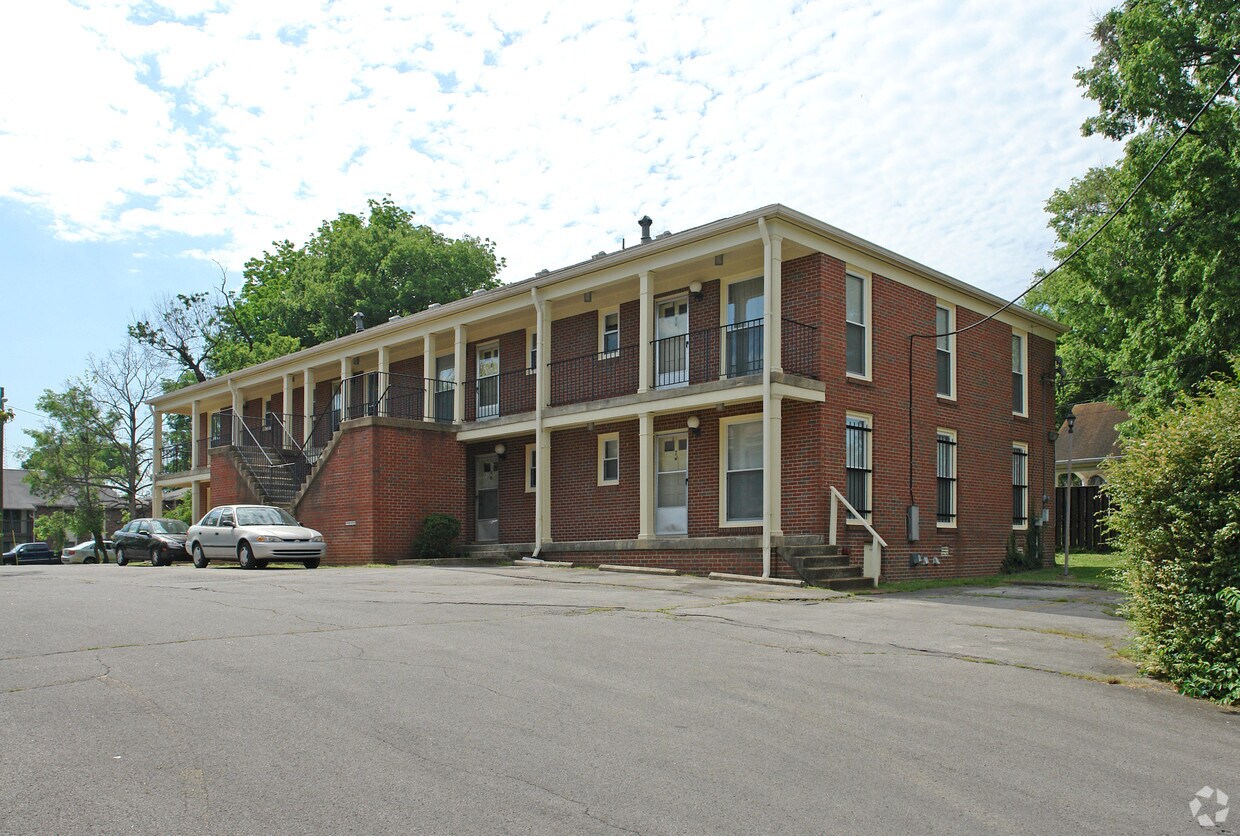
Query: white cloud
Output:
[[0, 0, 1120, 299]]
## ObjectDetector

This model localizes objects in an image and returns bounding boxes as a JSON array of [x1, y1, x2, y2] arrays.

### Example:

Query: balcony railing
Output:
[[549, 345, 639, 407], [160, 441, 191, 474], [465, 367, 535, 421], [652, 319, 763, 389], [781, 317, 819, 379], [339, 372, 456, 423]]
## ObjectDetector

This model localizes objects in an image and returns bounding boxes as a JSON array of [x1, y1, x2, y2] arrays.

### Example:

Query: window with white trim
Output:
[[600, 309, 620, 356], [845, 414, 872, 521], [1012, 443, 1028, 528], [527, 330, 538, 374], [936, 304, 954, 398], [525, 444, 536, 492], [846, 272, 868, 377], [1011, 332, 1026, 415], [723, 418, 763, 523], [598, 432, 619, 485], [936, 430, 957, 526]]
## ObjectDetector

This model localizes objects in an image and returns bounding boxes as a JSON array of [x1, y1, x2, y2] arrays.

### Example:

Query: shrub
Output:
[[1106, 364, 1240, 703], [1001, 527, 1044, 574], [415, 513, 461, 559]]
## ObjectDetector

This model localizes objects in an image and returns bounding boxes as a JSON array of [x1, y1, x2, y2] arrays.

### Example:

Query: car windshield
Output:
[[152, 519, 189, 534], [236, 507, 300, 527]]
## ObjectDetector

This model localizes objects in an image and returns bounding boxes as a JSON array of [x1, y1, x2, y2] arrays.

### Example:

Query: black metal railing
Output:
[[160, 441, 191, 474], [652, 319, 765, 389], [781, 317, 819, 379], [549, 345, 639, 406], [466, 367, 535, 420]]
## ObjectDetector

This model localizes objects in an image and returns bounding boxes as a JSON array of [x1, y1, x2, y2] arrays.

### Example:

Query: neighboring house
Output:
[[1055, 402, 1128, 487], [1, 468, 129, 550], [149, 205, 1062, 583]]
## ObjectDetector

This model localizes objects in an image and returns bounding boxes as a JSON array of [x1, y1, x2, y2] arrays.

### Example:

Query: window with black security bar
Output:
[[845, 417, 871, 518], [1012, 445, 1029, 527], [936, 432, 956, 524]]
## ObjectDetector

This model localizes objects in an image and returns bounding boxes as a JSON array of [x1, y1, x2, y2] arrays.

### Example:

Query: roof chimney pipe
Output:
[[353, 311, 365, 333], [638, 215, 653, 244]]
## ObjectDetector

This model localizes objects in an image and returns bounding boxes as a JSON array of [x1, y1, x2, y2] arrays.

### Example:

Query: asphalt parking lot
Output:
[[1, 564, 1236, 834]]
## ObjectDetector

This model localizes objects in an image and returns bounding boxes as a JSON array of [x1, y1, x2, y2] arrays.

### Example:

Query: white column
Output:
[[767, 233, 783, 373], [453, 324, 467, 423], [339, 357, 350, 421], [423, 334, 436, 420], [638, 411, 654, 540], [302, 367, 316, 444], [638, 270, 652, 393], [152, 483, 163, 517], [533, 290, 552, 553], [228, 383, 243, 446], [152, 408, 162, 478], [282, 374, 294, 446], [377, 346, 390, 416], [190, 399, 201, 469], [191, 482, 201, 523]]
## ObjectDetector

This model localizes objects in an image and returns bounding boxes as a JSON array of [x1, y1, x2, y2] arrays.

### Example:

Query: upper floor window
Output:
[[1012, 332, 1026, 415], [600, 310, 620, 356], [845, 273, 867, 377], [725, 277, 764, 378], [936, 304, 954, 398], [528, 330, 538, 373]]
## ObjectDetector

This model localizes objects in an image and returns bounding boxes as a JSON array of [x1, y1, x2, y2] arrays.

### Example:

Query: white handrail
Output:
[[829, 486, 886, 587]]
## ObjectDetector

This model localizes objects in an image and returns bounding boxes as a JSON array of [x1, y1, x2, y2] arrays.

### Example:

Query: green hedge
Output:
[[415, 513, 461, 559], [1107, 367, 1240, 703]]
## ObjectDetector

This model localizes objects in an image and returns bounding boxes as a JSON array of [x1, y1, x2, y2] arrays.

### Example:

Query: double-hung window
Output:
[[598, 433, 620, 485], [526, 444, 537, 493], [723, 418, 763, 523], [846, 273, 868, 377], [600, 310, 620, 356], [845, 414, 872, 521], [1012, 332, 1026, 415], [936, 304, 954, 398], [1012, 443, 1028, 528], [936, 430, 957, 526], [528, 330, 538, 374]]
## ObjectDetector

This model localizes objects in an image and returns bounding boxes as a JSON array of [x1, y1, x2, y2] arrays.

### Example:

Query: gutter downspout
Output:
[[758, 216, 773, 578], [532, 287, 547, 558]]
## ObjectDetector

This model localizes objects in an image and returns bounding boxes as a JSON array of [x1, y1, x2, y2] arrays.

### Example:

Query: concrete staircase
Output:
[[780, 544, 872, 591]]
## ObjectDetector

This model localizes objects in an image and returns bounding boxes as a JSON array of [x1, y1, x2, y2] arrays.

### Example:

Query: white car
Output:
[[186, 505, 326, 570], [61, 540, 115, 564]]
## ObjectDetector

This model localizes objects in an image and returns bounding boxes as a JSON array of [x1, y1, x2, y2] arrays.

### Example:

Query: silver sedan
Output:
[[186, 505, 326, 570], [61, 540, 115, 564]]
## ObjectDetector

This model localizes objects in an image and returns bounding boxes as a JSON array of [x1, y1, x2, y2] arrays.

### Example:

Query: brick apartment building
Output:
[[149, 205, 1062, 584]]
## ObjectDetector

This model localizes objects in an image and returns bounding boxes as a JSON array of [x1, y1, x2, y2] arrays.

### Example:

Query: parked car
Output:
[[187, 505, 325, 570], [2, 542, 60, 565], [113, 518, 191, 566], [61, 540, 115, 564]]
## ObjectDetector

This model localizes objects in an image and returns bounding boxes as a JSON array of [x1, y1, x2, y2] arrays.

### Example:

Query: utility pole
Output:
[[1063, 411, 1076, 577], [1, 386, 7, 551]]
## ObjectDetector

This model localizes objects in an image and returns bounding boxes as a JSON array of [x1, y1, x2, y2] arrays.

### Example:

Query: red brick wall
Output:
[[208, 449, 260, 507], [294, 421, 467, 565], [548, 421, 639, 541], [463, 434, 537, 545]]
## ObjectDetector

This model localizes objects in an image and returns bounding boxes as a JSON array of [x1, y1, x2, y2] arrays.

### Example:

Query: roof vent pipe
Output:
[[353, 311, 365, 332], [638, 215, 653, 244]]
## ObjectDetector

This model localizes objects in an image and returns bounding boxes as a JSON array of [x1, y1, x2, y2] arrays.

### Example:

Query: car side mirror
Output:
[[224, 521, 235, 528]]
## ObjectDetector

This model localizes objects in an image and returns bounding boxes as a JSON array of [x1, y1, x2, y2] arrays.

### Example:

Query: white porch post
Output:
[[152, 407, 162, 478], [377, 346, 390, 416], [758, 219, 784, 576], [638, 270, 653, 393], [638, 411, 654, 540], [453, 324, 467, 423], [191, 482, 201, 522], [302, 367, 315, 445], [767, 233, 783, 374], [423, 334, 436, 420], [190, 400, 201, 469], [282, 374, 294, 446], [339, 357, 350, 421], [533, 289, 552, 554], [152, 483, 163, 517]]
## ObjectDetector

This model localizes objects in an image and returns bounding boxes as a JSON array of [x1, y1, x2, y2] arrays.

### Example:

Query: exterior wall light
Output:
[[686, 415, 701, 437], [494, 442, 507, 459], [689, 281, 703, 301]]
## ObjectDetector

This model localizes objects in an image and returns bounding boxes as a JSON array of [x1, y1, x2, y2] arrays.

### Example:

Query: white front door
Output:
[[475, 454, 499, 542], [476, 344, 500, 419], [654, 298, 689, 388], [655, 432, 688, 535]]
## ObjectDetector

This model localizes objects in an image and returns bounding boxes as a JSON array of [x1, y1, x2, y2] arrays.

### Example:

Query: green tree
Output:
[[1107, 360, 1240, 703], [21, 385, 120, 563], [33, 510, 76, 553], [1026, 1, 1240, 411]]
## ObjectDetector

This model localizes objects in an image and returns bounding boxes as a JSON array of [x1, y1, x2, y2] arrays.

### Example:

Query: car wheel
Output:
[[303, 558, 320, 569], [116, 547, 128, 567], [85, 556, 97, 564], [150, 547, 165, 567], [256, 560, 269, 570], [238, 542, 257, 570], [192, 544, 209, 569]]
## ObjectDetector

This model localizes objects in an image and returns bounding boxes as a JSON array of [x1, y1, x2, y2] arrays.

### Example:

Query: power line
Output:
[[905, 56, 1240, 505]]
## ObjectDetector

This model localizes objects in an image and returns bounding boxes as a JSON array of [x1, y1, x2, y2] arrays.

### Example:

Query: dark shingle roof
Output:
[[1055, 403, 1129, 465]]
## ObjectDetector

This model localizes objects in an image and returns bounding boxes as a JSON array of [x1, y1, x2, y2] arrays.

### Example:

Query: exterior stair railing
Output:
[[828, 485, 887, 587]]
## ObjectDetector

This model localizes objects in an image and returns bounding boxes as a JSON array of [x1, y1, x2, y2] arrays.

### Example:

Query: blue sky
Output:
[[0, 0, 1121, 466]]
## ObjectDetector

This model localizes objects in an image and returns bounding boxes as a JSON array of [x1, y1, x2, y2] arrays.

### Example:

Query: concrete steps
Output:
[[780, 544, 874, 591]]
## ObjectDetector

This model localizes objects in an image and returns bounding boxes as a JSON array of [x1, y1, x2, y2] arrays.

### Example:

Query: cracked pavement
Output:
[[1, 563, 1236, 834]]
